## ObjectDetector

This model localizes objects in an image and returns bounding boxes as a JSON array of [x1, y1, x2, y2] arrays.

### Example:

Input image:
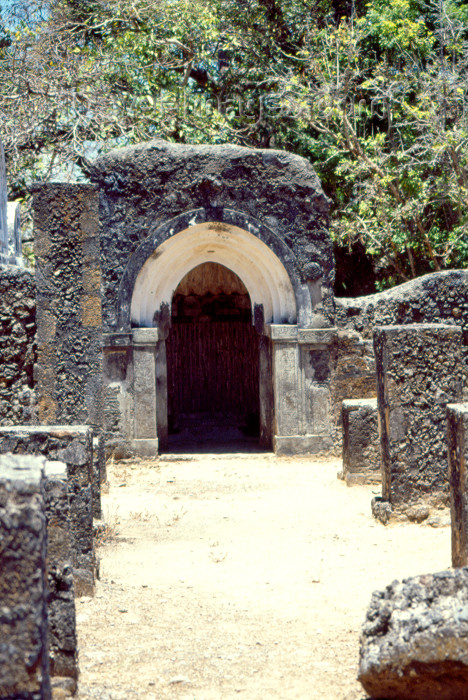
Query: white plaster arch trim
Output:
[[130, 222, 297, 327]]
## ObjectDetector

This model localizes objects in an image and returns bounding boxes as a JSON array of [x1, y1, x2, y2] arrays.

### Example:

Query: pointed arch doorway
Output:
[[166, 262, 260, 449]]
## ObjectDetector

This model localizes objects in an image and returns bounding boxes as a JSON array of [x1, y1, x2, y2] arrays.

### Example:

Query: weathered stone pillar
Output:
[[43, 460, 78, 695], [132, 328, 159, 456], [33, 183, 103, 430], [0, 454, 51, 700], [341, 399, 380, 486], [269, 325, 336, 455], [447, 403, 468, 567], [102, 332, 133, 458], [374, 324, 463, 518]]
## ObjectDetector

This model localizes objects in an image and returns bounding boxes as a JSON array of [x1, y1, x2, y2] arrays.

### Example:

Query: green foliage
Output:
[[1, 0, 467, 287]]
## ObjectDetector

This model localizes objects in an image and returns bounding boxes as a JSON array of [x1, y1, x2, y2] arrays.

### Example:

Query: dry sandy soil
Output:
[[75, 452, 451, 700]]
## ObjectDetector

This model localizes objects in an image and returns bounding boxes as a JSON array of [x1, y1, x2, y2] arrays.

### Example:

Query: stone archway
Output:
[[105, 207, 335, 457], [166, 262, 260, 447]]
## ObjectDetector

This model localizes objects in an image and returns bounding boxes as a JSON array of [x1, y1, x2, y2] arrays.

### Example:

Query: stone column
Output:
[[0, 454, 51, 700], [269, 325, 336, 455], [132, 328, 159, 457], [102, 332, 133, 458], [33, 183, 103, 430], [447, 403, 468, 567], [374, 324, 463, 518]]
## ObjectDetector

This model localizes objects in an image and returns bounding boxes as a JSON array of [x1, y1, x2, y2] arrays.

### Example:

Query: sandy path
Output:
[[75, 453, 451, 700]]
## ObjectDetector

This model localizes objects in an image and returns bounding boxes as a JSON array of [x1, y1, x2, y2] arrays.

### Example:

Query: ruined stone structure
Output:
[[0, 426, 96, 596], [341, 399, 380, 485], [1, 136, 468, 698], [0, 139, 22, 267], [1, 141, 466, 463], [28, 141, 337, 457], [373, 324, 464, 519], [0, 454, 52, 700]]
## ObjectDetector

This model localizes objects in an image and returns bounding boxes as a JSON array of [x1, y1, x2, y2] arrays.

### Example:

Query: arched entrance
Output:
[[113, 209, 334, 457], [166, 262, 260, 447]]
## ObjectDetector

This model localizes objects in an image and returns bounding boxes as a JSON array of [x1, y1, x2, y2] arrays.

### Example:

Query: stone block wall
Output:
[[0, 264, 36, 425], [341, 399, 380, 486], [0, 425, 96, 596], [0, 454, 51, 700], [447, 403, 468, 568], [336, 271, 468, 387], [374, 324, 464, 517], [43, 460, 78, 694]]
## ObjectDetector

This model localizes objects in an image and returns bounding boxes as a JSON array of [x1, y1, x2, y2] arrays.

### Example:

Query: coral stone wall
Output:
[[335, 271, 468, 372], [0, 265, 36, 424]]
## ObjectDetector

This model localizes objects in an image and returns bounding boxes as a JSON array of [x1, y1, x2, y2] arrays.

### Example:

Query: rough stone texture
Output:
[[88, 140, 333, 331], [329, 330, 377, 450], [0, 426, 95, 596], [0, 453, 51, 700], [359, 567, 468, 700], [336, 271, 468, 389], [43, 460, 78, 695], [33, 183, 104, 431], [374, 324, 464, 518], [341, 399, 380, 485], [0, 265, 36, 425], [447, 403, 468, 568]]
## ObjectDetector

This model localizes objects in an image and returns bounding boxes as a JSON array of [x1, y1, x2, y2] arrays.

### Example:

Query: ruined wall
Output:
[[0, 425, 96, 597], [0, 264, 36, 425], [335, 271, 468, 375], [331, 271, 468, 446]]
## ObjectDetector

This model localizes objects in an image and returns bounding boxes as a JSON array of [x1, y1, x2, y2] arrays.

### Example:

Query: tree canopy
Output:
[[1, 0, 467, 291]]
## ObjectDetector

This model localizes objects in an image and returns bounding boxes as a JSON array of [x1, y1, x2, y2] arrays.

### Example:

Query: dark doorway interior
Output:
[[166, 262, 260, 450]]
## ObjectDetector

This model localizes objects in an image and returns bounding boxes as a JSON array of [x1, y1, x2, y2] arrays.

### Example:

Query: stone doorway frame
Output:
[[103, 208, 335, 457]]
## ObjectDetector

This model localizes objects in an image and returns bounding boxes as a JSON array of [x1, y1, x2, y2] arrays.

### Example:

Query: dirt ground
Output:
[[75, 452, 451, 700]]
